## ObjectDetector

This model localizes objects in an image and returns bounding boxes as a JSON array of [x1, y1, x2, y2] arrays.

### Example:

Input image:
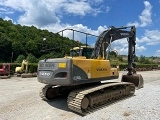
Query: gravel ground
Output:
[[0, 71, 160, 120]]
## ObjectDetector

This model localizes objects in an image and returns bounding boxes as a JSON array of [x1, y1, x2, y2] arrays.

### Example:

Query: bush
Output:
[[28, 63, 38, 73], [119, 63, 158, 71], [26, 53, 38, 63], [10, 63, 38, 74], [15, 55, 25, 63]]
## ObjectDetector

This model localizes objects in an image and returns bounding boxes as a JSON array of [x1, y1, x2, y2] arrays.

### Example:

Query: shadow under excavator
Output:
[[45, 97, 84, 116], [45, 96, 71, 112]]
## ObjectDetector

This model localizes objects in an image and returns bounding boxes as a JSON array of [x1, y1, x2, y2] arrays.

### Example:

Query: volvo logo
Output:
[[96, 68, 107, 71], [120, 33, 129, 36]]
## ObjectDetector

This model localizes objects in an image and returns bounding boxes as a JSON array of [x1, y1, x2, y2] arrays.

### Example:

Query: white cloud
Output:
[[0, 7, 14, 14], [2, 16, 17, 24], [90, 0, 103, 3], [139, 1, 152, 27], [42, 23, 108, 43], [0, 0, 111, 41], [136, 44, 146, 52], [4, 16, 11, 20], [112, 45, 128, 55], [106, 6, 111, 13], [0, 0, 108, 27], [127, 1, 152, 27], [61, 1, 94, 16], [137, 30, 160, 45], [155, 50, 160, 57], [0, 0, 26, 11], [18, 2, 60, 27], [108, 37, 146, 55]]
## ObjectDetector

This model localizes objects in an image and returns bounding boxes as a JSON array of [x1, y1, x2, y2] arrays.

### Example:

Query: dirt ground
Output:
[[0, 70, 160, 120]]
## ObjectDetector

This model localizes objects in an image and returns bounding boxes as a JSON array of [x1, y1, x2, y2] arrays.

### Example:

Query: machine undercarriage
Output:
[[40, 82, 135, 115]]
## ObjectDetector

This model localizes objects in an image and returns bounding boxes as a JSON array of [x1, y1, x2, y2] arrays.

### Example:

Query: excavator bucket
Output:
[[121, 74, 144, 89]]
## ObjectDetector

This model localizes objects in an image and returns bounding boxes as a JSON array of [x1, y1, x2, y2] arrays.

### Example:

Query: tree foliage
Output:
[[26, 53, 38, 63], [15, 55, 25, 63], [0, 18, 78, 62], [139, 55, 155, 64], [0, 34, 12, 62]]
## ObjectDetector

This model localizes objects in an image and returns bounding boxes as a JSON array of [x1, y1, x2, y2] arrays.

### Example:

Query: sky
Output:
[[0, 0, 160, 57]]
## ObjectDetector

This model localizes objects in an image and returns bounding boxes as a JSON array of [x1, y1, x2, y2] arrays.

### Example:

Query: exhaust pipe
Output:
[[121, 74, 144, 89]]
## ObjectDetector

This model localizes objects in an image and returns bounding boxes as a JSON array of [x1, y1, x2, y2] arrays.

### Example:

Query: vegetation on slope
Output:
[[0, 18, 80, 63]]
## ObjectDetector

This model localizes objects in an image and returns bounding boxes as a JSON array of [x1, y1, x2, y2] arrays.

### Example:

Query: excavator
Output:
[[37, 26, 144, 115], [15, 60, 37, 78], [15, 60, 28, 74], [0, 63, 10, 78]]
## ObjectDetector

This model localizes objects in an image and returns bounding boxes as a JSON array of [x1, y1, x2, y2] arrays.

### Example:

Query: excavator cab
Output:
[[70, 46, 94, 59]]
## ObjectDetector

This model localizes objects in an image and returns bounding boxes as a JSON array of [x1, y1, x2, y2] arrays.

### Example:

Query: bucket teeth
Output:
[[121, 74, 144, 89]]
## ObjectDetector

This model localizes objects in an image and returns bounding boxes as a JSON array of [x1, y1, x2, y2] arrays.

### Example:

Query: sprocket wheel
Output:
[[39, 85, 59, 101]]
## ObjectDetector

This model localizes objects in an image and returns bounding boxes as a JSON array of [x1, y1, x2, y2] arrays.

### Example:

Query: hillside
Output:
[[0, 18, 79, 62]]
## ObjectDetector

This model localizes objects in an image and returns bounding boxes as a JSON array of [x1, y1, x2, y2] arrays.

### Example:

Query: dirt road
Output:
[[0, 71, 160, 120]]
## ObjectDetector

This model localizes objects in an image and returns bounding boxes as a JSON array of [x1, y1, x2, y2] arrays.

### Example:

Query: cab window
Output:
[[82, 48, 94, 58]]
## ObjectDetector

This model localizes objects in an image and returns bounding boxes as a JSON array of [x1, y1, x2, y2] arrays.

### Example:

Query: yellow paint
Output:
[[58, 63, 66, 68], [72, 57, 119, 79], [15, 60, 28, 73]]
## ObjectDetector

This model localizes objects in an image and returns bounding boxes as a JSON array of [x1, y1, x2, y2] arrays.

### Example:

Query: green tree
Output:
[[0, 18, 80, 62], [12, 41, 25, 58], [143, 58, 152, 64], [0, 35, 12, 62], [15, 55, 25, 63], [26, 53, 37, 63], [139, 55, 145, 63], [25, 40, 40, 56], [134, 55, 139, 62], [118, 56, 123, 62]]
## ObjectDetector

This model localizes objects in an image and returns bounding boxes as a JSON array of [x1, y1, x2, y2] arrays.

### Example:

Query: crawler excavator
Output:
[[37, 26, 144, 115]]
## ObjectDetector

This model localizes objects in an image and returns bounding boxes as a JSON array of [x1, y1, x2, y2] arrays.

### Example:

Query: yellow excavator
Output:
[[37, 26, 144, 115], [15, 60, 28, 74]]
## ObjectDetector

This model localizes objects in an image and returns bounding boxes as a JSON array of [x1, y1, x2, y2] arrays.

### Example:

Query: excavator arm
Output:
[[91, 26, 136, 75]]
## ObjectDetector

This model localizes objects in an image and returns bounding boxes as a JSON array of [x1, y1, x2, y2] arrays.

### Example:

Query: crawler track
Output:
[[67, 82, 135, 115], [39, 85, 60, 101], [39, 82, 102, 101]]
